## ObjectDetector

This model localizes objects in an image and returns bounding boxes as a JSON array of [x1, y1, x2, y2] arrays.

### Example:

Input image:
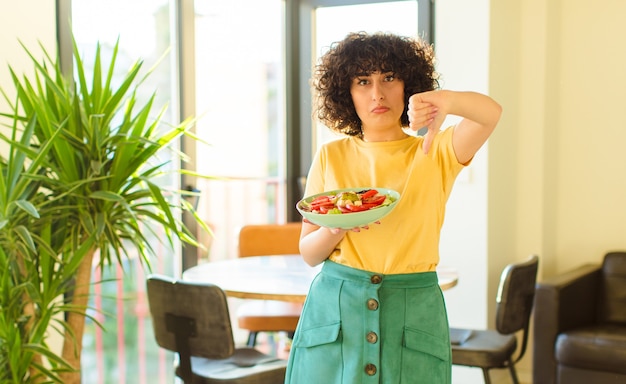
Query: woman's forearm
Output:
[[446, 91, 502, 130], [299, 224, 346, 266], [442, 91, 502, 163]]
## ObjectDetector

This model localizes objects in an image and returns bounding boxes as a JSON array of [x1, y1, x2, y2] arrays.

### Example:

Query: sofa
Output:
[[533, 251, 626, 383]]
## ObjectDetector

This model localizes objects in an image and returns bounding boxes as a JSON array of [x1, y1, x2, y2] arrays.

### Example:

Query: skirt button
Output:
[[366, 298, 379, 311], [364, 363, 377, 376], [366, 331, 378, 344]]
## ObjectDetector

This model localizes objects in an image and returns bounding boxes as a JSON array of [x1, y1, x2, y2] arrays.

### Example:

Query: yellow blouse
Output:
[[304, 127, 466, 274]]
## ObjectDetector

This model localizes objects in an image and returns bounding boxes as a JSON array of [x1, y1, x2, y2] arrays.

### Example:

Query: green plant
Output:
[[0, 115, 76, 383], [0, 37, 208, 383]]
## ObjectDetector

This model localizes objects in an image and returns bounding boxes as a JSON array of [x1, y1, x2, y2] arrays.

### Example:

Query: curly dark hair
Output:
[[312, 32, 439, 137]]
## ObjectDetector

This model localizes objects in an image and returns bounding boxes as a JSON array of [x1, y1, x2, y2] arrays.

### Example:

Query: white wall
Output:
[[0, 0, 57, 157], [435, 0, 491, 329], [490, 0, 626, 299], [488, 0, 626, 382], [434, 2, 493, 382], [0, 0, 56, 105], [438, 0, 626, 381], [551, 0, 626, 268], [0, 0, 60, 359]]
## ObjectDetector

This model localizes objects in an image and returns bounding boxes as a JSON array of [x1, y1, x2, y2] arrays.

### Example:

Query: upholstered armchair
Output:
[[533, 251, 626, 383]]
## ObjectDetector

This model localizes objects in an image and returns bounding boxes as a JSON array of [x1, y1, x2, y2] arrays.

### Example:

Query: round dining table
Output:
[[182, 255, 458, 303]]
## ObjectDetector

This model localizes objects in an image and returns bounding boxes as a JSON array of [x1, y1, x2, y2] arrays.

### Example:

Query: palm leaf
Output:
[[0, 33, 209, 383]]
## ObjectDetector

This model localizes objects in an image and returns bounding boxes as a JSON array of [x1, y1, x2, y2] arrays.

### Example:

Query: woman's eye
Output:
[[384, 74, 395, 82], [357, 78, 369, 85]]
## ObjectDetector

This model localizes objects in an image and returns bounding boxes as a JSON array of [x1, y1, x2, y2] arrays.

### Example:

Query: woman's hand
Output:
[[302, 218, 379, 233], [407, 90, 447, 154], [299, 220, 380, 266], [408, 90, 501, 160]]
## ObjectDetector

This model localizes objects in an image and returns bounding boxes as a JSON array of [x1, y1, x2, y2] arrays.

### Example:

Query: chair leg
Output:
[[246, 331, 258, 347], [481, 368, 492, 384], [507, 361, 520, 384]]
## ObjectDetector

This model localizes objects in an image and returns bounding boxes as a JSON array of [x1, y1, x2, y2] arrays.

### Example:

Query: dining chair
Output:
[[146, 274, 287, 384], [449, 255, 539, 384], [237, 222, 303, 347]]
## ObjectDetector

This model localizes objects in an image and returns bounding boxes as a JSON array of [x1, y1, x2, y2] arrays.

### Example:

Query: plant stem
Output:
[[15, 253, 44, 383], [60, 247, 96, 384]]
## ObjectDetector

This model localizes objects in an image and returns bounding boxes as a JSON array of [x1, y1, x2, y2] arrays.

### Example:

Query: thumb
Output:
[[422, 111, 444, 154], [423, 128, 435, 154]]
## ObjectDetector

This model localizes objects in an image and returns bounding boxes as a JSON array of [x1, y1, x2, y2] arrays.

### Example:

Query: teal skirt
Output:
[[285, 260, 451, 384]]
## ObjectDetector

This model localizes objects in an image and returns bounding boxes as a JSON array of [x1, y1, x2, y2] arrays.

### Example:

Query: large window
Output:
[[62, 1, 431, 382], [192, 0, 286, 262], [192, 0, 425, 261], [69, 1, 178, 383]]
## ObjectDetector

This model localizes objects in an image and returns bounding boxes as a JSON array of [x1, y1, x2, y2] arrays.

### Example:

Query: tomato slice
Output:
[[363, 195, 386, 206], [359, 189, 378, 199], [311, 202, 334, 212], [338, 205, 352, 213], [311, 195, 332, 204], [346, 203, 369, 212]]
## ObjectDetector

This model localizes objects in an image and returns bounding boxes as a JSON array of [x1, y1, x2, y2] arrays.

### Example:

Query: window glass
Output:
[[71, 1, 177, 382], [193, 0, 286, 261], [67, 1, 423, 381]]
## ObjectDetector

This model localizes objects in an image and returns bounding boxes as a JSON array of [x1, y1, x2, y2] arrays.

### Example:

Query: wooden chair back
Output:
[[238, 222, 302, 258]]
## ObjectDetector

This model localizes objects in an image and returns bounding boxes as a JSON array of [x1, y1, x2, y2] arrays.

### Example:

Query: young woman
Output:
[[286, 32, 502, 383]]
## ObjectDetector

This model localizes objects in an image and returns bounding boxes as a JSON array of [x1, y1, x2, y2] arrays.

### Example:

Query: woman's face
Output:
[[350, 71, 405, 132]]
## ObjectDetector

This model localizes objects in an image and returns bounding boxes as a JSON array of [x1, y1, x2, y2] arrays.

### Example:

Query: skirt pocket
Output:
[[287, 322, 344, 383], [286, 275, 345, 383], [401, 326, 451, 383], [294, 321, 341, 348]]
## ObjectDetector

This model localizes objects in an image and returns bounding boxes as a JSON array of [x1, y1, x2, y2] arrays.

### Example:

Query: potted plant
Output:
[[0, 37, 208, 383]]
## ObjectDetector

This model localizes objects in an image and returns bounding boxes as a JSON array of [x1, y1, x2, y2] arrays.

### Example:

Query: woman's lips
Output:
[[371, 106, 390, 113]]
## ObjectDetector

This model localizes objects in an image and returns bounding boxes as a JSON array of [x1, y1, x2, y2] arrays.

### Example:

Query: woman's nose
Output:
[[372, 85, 385, 101]]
